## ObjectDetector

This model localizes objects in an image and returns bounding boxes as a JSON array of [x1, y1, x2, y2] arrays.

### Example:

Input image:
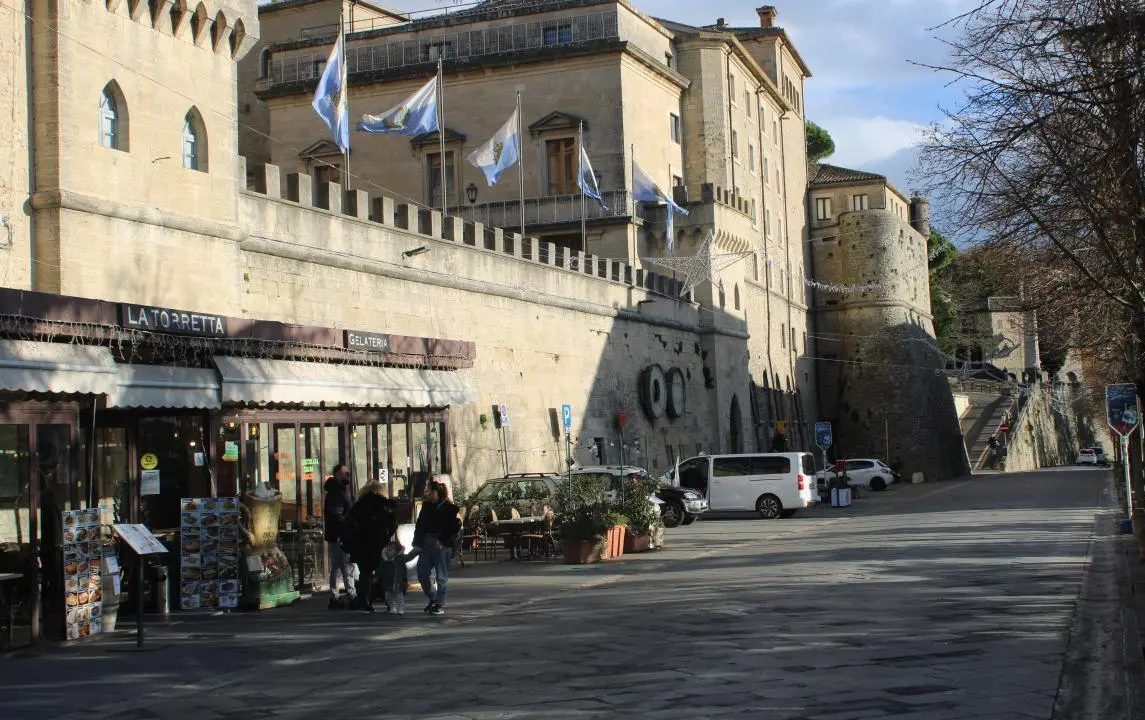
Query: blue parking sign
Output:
[[561, 404, 573, 430], [815, 422, 833, 449]]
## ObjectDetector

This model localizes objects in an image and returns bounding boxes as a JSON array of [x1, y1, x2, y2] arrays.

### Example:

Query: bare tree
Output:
[[916, 0, 1145, 498]]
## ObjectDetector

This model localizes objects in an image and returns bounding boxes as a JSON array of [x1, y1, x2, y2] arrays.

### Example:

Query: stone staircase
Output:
[[960, 391, 1015, 471]]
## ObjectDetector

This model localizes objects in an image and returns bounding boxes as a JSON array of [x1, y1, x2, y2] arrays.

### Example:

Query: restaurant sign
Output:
[[345, 330, 391, 353], [120, 303, 227, 337]]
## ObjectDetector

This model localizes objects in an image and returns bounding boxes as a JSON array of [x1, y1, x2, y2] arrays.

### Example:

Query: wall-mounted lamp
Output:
[[466, 182, 479, 204], [403, 245, 430, 258]]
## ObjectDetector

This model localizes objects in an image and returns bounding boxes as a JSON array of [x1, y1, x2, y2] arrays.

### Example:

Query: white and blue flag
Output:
[[358, 74, 440, 136], [578, 144, 607, 210], [632, 159, 688, 251], [467, 108, 520, 187], [311, 31, 349, 152]]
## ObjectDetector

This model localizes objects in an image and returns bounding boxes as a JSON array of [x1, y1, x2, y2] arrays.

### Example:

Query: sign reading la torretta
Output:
[[120, 303, 227, 337], [344, 330, 391, 353]]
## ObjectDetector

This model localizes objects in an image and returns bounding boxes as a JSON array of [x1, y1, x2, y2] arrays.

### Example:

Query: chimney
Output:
[[716, 17, 727, 29], [757, 6, 777, 28]]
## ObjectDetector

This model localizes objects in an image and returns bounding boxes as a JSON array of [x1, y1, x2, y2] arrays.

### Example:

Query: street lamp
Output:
[[466, 182, 478, 204]]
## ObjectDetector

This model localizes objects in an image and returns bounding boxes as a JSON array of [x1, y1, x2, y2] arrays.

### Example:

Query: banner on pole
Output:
[[1106, 383, 1140, 437], [814, 422, 833, 449]]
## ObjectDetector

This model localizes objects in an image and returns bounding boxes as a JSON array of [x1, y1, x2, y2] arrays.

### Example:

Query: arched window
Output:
[[182, 108, 207, 171], [734, 284, 741, 310], [718, 282, 726, 309], [99, 82, 128, 151], [230, 19, 246, 58]]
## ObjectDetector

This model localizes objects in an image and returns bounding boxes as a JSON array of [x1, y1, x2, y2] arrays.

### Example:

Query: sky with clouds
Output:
[[374, 0, 978, 193]]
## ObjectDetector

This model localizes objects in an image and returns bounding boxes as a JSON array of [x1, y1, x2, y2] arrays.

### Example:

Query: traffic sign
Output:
[[498, 403, 510, 428], [561, 404, 573, 430], [815, 422, 833, 449]]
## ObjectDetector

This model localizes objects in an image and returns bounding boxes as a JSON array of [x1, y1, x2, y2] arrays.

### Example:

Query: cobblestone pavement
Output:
[[0, 468, 1125, 720]]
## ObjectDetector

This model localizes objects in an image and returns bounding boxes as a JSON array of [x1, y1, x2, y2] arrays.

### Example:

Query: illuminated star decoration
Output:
[[644, 233, 753, 298]]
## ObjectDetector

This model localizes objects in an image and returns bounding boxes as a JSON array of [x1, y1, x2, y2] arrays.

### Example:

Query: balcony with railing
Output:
[[453, 189, 631, 229], [266, 10, 620, 89]]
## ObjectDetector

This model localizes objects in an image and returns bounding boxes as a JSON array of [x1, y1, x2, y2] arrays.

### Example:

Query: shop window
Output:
[[351, 424, 371, 494], [137, 416, 209, 531], [273, 424, 298, 515], [411, 422, 431, 497], [390, 422, 409, 500], [0, 425, 29, 545]]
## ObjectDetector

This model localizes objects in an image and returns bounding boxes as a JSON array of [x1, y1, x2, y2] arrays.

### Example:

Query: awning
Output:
[[212, 356, 477, 408], [0, 339, 117, 395], [107, 364, 221, 409]]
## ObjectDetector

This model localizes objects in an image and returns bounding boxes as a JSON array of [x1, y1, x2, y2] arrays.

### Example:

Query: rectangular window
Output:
[[745, 91, 752, 115], [425, 151, 455, 207], [748, 144, 756, 171], [545, 137, 577, 195], [423, 41, 453, 61], [852, 194, 869, 211], [670, 113, 682, 143], [815, 197, 832, 221], [791, 327, 797, 351], [763, 156, 770, 182], [729, 73, 736, 101], [314, 164, 341, 186], [542, 23, 573, 45], [781, 324, 787, 348], [765, 208, 771, 235], [731, 129, 738, 158], [672, 174, 683, 188], [773, 120, 779, 143]]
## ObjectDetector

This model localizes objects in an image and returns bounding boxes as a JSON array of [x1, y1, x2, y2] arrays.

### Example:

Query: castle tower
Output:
[[808, 165, 967, 480]]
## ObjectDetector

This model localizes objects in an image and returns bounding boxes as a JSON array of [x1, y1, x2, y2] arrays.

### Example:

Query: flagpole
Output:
[[580, 122, 587, 255], [517, 91, 526, 239], [341, 11, 351, 192], [438, 57, 447, 218]]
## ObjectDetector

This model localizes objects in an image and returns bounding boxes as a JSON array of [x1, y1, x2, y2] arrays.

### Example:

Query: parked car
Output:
[[573, 465, 709, 528], [672, 453, 816, 519], [1076, 448, 1100, 466], [1091, 446, 1107, 464], [463, 473, 561, 524], [814, 458, 897, 495]]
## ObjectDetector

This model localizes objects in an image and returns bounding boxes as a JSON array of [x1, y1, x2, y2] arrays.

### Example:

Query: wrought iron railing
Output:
[[452, 189, 631, 228], [269, 10, 620, 87]]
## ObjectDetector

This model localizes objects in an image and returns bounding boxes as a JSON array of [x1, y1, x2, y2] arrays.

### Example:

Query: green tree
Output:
[[927, 229, 958, 351], [806, 121, 835, 163]]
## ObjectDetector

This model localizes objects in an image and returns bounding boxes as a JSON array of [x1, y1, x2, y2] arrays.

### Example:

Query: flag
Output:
[[466, 108, 520, 187], [578, 145, 607, 210], [312, 31, 349, 152], [633, 159, 688, 251], [358, 74, 440, 136]]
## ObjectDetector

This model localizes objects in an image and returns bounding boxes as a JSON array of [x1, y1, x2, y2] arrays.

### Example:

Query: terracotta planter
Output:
[[601, 525, 627, 559], [562, 538, 602, 565], [624, 532, 652, 554]]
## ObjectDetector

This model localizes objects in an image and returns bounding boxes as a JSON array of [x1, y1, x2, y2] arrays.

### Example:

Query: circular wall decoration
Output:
[[666, 368, 687, 419], [640, 365, 667, 419]]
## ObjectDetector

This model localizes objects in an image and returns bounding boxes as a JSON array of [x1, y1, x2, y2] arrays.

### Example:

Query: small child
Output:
[[379, 542, 414, 614]]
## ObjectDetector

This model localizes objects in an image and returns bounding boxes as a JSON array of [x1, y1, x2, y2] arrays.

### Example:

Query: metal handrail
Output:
[[269, 10, 620, 87]]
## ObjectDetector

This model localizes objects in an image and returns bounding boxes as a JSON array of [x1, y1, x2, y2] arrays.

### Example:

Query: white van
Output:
[[674, 452, 817, 519]]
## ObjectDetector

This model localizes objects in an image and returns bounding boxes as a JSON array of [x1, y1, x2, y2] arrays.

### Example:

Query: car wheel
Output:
[[871, 477, 887, 492], [661, 502, 685, 528], [682, 515, 697, 525], [756, 494, 782, 520]]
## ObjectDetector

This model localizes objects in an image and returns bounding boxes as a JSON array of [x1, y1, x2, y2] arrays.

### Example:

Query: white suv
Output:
[[815, 458, 897, 495]]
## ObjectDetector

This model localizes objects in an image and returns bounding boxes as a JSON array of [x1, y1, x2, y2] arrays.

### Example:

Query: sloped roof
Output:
[[810, 163, 887, 187]]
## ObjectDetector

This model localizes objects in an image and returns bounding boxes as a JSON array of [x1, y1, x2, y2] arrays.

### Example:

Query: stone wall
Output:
[[1003, 385, 1108, 473], [0, 0, 31, 291]]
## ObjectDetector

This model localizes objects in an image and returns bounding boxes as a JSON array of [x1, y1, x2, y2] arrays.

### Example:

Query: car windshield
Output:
[[472, 481, 511, 501]]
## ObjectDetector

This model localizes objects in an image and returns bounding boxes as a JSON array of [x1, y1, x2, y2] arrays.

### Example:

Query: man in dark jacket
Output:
[[323, 465, 353, 608], [347, 481, 396, 613], [413, 481, 460, 616]]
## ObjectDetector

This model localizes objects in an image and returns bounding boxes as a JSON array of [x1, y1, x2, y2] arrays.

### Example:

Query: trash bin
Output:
[[149, 563, 169, 617]]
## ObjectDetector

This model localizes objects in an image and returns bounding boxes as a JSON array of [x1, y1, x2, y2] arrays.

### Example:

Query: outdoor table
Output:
[[487, 518, 546, 561], [0, 571, 25, 649]]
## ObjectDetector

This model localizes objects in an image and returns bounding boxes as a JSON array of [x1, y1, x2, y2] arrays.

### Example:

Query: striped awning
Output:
[[106, 364, 221, 409], [212, 356, 476, 408], [0, 340, 117, 395]]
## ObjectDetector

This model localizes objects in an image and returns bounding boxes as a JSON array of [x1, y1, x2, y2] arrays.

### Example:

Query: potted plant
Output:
[[553, 476, 623, 564], [619, 474, 664, 553], [601, 510, 630, 560]]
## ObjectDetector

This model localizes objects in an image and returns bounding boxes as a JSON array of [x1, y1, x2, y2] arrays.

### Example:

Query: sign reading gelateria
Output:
[[119, 303, 227, 337], [344, 330, 391, 353]]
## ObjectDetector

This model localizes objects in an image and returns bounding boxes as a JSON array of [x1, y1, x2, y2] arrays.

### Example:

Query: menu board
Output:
[[62, 509, 105, 641], [179, 498, 241, 611]]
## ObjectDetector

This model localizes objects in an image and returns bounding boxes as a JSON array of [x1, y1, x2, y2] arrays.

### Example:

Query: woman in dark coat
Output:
[[346, 481, 395, 613]]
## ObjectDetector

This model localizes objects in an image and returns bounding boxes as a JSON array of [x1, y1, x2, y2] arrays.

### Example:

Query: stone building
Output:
[[809, 164, 967, 479], [245, 0, 818, 451], [952, 296, 1041, 383]]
